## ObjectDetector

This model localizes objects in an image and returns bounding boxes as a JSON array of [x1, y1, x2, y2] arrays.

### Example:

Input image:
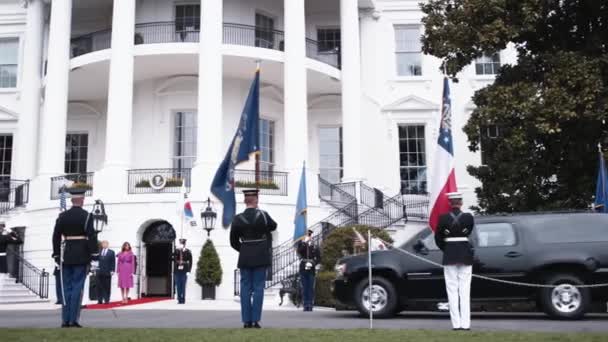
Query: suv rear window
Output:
[[475, 223, 516, 247], [528, 215, 608, 243]]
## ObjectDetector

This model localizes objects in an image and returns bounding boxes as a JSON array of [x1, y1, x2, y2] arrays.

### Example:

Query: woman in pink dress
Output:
[[117, 242, 135, 304]]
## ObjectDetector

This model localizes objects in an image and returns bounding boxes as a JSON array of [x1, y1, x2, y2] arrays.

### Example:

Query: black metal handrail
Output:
[[128, 168, 191, 194], [50, 173, 94, 200], [0, 179, 29, 215], [403, 193, 430, 221], [70, 22, 340, 68], [234, 169, 288, 196], [6, 249, 49, 299], [318, 176, 358, 213]]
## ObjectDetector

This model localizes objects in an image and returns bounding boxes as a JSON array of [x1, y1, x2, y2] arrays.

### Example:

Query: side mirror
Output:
[[413, 240, 429, 255]]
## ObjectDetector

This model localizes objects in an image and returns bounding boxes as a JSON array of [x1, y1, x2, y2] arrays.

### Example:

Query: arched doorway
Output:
[[139, 221, 176, 297]]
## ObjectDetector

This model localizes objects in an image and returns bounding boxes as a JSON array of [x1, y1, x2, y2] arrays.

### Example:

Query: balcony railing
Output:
[[70, 22, 340, 68], [234, 169, 288, 196], [0, 179, 29, 215], [128, 168, 191, 194], [50, 173, 94, 200]]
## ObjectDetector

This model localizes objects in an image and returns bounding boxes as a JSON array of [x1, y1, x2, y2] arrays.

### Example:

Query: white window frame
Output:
[[173, 2, 201, 33], [397, 124, 428, 194], [172, 110, 197, 170], [0, 36, 22, 92], [394, 25, 423, 77], [65, 132, 89, 174], [318, 125, 343, 184], [475, 52, 501, 76], [316, 26, 341, 54], [254, 11, 277, 49], [259, 117, 275, 174]]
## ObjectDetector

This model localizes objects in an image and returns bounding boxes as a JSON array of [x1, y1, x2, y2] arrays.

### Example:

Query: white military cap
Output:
[[446, 192, 463, 200]]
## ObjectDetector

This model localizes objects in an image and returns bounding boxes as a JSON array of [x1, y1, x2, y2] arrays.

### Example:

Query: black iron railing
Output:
[[50, 173, 94, 200], [306, 39, 340, 68], [318, 176, 358, 212], [128, 168, 191, 194], [234, 169, 288, 196], [0, 179, 29, 215], [70, 22, 340, 68], [403, 193, 430, 221], [7, 249, 49, 299]]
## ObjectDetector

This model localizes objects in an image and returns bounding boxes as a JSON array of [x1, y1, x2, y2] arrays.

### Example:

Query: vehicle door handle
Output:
[[505, 251, 522, 258]]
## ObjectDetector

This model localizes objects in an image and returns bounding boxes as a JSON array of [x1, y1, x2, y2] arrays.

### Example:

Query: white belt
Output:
[[445, 237, 469, 242], [0, 253, 6, 256]]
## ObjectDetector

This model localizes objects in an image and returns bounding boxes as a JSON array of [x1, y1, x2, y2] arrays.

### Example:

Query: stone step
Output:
[[0, 292, 38, 299], [0, 298, 49, 305], [0, 288, 35, 294]]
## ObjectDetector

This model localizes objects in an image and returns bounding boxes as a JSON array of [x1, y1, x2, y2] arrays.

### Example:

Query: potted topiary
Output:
[[196, 239, 222, 300]]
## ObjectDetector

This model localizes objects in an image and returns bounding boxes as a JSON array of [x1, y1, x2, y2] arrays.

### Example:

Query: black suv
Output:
[[332, 212, 608, 320]]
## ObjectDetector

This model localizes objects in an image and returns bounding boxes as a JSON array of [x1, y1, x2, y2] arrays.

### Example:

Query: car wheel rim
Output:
[[551, 284, 582, 314], [362, 284, 388, 313]]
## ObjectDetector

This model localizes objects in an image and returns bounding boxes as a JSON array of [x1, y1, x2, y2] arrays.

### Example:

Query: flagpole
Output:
[[180, 193, 185, 239], [368, 230, 373, 330], [255, 60, 261, 190], [601, 143, 606, 206]]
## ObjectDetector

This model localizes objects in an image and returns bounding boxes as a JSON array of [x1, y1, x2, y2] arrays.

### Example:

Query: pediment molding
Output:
[[383, 94, 439, 112], [0, 105, 18, 121]]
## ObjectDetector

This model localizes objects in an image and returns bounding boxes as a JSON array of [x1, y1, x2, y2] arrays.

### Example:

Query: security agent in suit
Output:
[[434, 192, 475, 331], [173, 238, 193, 304], [0, 225, 22, 274], [52, 189, 98, 328], [297, 229, 321, 312], [95, 240, 115, 304], [230, 189, 277, 329]]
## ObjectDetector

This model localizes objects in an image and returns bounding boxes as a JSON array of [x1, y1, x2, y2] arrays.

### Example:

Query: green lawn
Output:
[[1, 329, 607, 342]]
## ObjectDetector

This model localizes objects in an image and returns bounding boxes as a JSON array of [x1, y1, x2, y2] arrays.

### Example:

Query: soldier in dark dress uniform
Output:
[[52, 189, 98, 328], [434, 192, 475, 331], [0, 225, 22, 274], [297, 229, 321, 312], [230, 189, 277, 329], [173, 238, 193, 304]]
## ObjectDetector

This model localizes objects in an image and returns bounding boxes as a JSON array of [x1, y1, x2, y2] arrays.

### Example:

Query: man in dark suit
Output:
[[230, 189, 277, 329], [434, 192, 475, 331], [52, 188, 98, 328], [0, 225, 22, 274], [96, 240, 115, 304]]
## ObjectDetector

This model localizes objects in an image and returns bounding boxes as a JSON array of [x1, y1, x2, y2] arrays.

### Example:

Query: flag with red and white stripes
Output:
[[428, 77, 458, 231], [352, 227, 366, 247]]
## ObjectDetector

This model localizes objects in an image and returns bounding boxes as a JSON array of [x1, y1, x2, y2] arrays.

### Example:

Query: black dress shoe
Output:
[[61, 322, 70, 328], [452, 328, 462, 331], [70, 322, 82, 328], [253, 322, 261, 329], [243, 322, 252, 329], [461, 328, 471, 331]]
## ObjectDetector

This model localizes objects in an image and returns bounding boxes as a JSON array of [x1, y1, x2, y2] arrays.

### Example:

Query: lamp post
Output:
[[91, 199, 108, 234], [200, 197, 217, 238]]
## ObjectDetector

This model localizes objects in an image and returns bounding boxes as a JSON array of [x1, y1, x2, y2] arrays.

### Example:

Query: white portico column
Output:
[[283, 0, 309, 198], [38, 0, 72, 176], [14, 0, 44, 180], [340, 0, 363, 181], [193, 0, 223, 199], [103, 0, 136, 170]]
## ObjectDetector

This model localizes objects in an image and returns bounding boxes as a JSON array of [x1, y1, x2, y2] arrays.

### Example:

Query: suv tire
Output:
[[540, 273, 589, 320], [354, 276, 398, 318]]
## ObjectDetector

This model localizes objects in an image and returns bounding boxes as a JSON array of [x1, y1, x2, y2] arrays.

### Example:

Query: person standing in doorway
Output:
[[96, 240, 115, 304], [0, 225, 22, 274], [51, 188, 98, 328], [230, 189, 277, 329], [297, 229, 321, 312], [173, 238, 192, 304], [116, 242, 135, 304], [434, 192, 475, 331]]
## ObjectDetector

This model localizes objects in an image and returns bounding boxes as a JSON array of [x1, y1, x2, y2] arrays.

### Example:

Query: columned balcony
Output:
[[70, 22, 340, 69]]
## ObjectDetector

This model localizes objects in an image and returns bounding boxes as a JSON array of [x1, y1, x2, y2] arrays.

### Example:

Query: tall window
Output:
[[319, 127, 343, 184], [175, 4, 200, 32], [480, 125, 500, 165], [317, 28, 341, 53], [173, 111, 197, 170], [259, 118, 275, 173], [0, 38, 18, 88], [255, 13, 275, 48], [399, 125, 427, 194], [65, 134, 88, 174], [394, 26, 422, 76], [475, 53, 501, 75], [0, 135, 12, 179]]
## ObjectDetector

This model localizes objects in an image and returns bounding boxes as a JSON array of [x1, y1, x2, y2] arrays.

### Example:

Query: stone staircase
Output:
[[0, 274, 49, 305]]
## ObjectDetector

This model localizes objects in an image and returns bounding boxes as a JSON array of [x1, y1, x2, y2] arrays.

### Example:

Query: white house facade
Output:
[[0, 0, 515, 303]]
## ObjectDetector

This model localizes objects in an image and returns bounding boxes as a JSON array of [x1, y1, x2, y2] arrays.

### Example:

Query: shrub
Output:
[[314, 271, 336, 308], [68, 182, 92, 191], [195, 239, 223, 286], [320, 225, 393, 271], [235, 180, 279, 190]]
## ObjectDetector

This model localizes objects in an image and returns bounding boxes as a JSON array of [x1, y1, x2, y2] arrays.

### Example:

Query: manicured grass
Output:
[[1, 329, 607, 342]]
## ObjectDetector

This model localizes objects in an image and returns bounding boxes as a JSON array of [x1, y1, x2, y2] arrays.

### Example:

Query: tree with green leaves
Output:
[[196, 239, 223, 287], [421, 0, 608, 213]]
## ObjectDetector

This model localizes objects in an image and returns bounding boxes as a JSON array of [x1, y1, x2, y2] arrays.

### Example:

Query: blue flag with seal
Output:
[[211, 67, 260, 227], [293, 162, 308, 242], [594, 144, 608, 213]]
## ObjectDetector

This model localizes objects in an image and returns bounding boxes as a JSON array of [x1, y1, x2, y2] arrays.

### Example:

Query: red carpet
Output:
[[84, 297, 171, 310]]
